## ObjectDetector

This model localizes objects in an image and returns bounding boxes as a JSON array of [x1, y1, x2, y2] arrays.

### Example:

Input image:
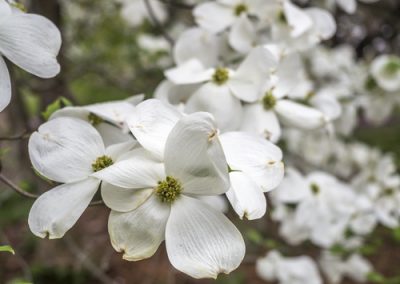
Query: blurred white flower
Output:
[[0, 0, 61, 111], [256, 250, 322, 284]]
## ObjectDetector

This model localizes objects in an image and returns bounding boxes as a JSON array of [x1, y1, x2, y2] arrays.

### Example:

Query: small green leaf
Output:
[[0, 245, 15, 255], [367, 272, 386, 283], [246, 229, 263, 245], [41, 97, 73, 121]]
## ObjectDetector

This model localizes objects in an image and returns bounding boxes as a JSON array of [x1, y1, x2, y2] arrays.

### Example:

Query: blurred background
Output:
[[0, 0, 400, 283]]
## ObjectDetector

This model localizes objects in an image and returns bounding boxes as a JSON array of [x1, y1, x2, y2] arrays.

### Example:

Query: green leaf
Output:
[[0, 245, 15, 255], [41, 97, 73, 121], [367, 272, 386, 283], [246, 229, 263, 245]]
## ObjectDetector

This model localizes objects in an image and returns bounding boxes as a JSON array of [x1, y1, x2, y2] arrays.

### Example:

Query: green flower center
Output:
[[156, 176, 182, 203], [383, 59, 400, 76], [11, 2, 26, 12], [277, 10, 287, 24], [234, 4, 248, 16], [262, 91, 277, 110], [310, 183, 320, 195], [92, 155, 113, 172], [88, 113, 104, 126], [212, 68, 229, 85]]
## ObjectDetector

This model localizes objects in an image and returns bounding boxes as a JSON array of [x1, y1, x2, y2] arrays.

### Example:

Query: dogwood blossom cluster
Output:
[[1, 0, 398, 282], [26, 97, 284, 279]]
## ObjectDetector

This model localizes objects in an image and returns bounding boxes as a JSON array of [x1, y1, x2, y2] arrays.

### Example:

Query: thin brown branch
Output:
[[0, 130, 30, 141], [0, 173, 39, 199], [0, 173, 104, 206], [144, 0, 175, 46], [158, 0, 194, 9]]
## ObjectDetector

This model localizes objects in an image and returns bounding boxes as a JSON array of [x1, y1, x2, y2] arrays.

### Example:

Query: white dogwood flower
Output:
[[220, 132, 284, 220], [319, 251, 373, 283], [0, 0, 61, 111], [370, 54, 400, 92], [93, 100, 245, 279], [28, 117, 135, 239], [193, 0, 261, 53], [165, 47, 277, 131]]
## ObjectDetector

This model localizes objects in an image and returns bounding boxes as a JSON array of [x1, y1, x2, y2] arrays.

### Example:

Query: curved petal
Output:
[[220, 131, 284, 191], [108, 195, 170, 261], [165, 59, 212, 85], [174, 27, 219, 68], [235, 46, 277, 89], [92, 148, 165, 189], [283, 0, 313, 37], [229, 16, 256, 54], [275, 100, 327, 130], [193, 2, 235, 33], [28, 117, 105, 183], [97, 123, 134, 147], [336, 0, 356, 13], [165, 112, 230, 195], [85, 101, 136, 128], [101, 182, 153, 212], [227, 172, 266, 220], [0, 14, 61, 78], [0, 1, 11, 21], [185, 82, 243, 132], [305, 8, 336, 40], [28, 178, 100, 239], [126, 99, 182, 159], [0, 56, 11, 112], [105, 140, 137, 161], [166, 196, 245, 279], [240, 104, 281, 143]]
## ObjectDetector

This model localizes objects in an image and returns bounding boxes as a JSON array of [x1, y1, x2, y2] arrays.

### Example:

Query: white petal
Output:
[[234, 46, 277, 91], [126, 99, 182, 159], [101, 182, 153, 212], [229, 16, 256, 54], [108, 195, 170, 261], [283, 0, 313, 37], [92, 148, 165, 189], [174, 27, 219, 68], [227, 172, 266, 220], [185, 82, 243, 131], [310, 94, 342, 121], [105, 140, 137, 161], [165, 59, 213, 85], [85, 101, 136, 128], [228, 78, 260, 103], [275, 100, 327, 130], [0, 0, 11, 20], [96, 123, 134, 147], [336, 0, 356, 14], [165, 112, 230, 195], [0, 56, 11, 112], [0, 14, 61, 78], [166, 196, 245, 279], [197, 195, 228, 213], [28, 178, 100, 239], [220, 131, 284, 191], [305, 8, 336, 40], [193, 2, 235, 33], [28, 117, 105, 183], [240, 104, 281, 143]]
